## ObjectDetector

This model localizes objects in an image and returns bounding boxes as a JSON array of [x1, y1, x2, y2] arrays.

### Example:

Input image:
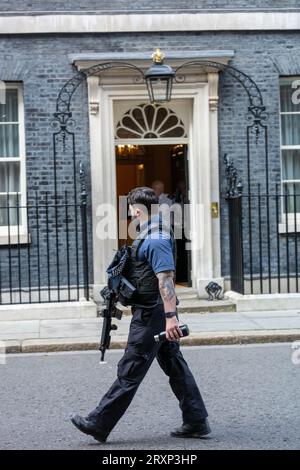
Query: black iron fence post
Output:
[[79, 161, 90, 301], [224, 154, 244, 294]]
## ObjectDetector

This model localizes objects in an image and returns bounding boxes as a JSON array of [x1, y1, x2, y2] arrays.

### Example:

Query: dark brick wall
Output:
[[0, 29, 299, 292]]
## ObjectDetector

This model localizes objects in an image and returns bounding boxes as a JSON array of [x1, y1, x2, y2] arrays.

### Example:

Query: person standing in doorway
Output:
[[152, 179, 174, 226], [171, 180, 189, 283], [151, 180, 173, 206], [70, 187, 210, 443]]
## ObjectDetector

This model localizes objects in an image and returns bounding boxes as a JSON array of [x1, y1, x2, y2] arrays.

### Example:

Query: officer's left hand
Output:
[[166, 317, 183, 341]]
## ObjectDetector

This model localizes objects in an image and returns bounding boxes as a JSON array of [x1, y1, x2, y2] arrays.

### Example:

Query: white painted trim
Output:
[[17, 83, 28, 236], [114, 99, 190, 145], [87, 76, 223, 299], [189, 82, 214, 289], [0, 233, 31, 245], [0, 83, 28, 241], [70, 50, 235, 65], [0, 12, 299, 34], [278, 220, 300, 233], [208, 72, 221, 279], [115, 139, 189, 146]]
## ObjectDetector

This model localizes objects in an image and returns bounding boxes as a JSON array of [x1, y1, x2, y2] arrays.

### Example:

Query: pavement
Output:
[[2, 308, 300, 353], [0, 343, 299, 450]]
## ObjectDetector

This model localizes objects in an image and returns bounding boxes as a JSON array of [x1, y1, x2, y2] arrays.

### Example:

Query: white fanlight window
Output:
[[115, 102, 188, 143], [0, 83, 27, 236]]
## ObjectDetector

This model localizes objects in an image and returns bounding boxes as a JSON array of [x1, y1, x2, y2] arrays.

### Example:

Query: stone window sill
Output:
[[0, 233, 31, 246]]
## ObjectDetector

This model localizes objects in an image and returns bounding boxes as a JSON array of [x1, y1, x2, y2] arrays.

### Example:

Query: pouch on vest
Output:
[[106, 244, 137, 303], [117, 275, 137, 306]]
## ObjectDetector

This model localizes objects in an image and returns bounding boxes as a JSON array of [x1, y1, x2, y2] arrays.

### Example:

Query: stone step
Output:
[[177, 298, 236, 313], [97, 287, 236, 316], [175, 287, 198, 297], [176, 293, 199, 300], [0, 301, 97, 321], [226, 290, 300, 312], [108, 298, 236, 316], [175, 286, 197, 292]]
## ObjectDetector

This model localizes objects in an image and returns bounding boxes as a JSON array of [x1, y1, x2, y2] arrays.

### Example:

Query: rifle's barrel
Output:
[[100, 350, 105, 362]]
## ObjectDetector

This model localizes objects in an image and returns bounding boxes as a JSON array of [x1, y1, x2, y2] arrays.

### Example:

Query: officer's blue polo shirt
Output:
[[134, 214, 175, 274]]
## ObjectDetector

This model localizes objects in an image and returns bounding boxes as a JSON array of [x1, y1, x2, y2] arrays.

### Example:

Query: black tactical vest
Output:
[[122, 221, 176, 309]]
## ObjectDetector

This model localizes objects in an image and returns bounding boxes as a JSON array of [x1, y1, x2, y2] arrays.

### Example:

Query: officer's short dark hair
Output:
[[127, 187, 158, 212]]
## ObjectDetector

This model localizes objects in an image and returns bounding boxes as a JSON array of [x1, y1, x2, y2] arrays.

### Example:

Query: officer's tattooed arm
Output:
[[156, 270, 177, 312], [156, 271, 183, 341]]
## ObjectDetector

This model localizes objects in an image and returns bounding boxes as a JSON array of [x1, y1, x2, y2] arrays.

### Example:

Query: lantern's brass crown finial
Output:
[[152, 48, 165, 64]]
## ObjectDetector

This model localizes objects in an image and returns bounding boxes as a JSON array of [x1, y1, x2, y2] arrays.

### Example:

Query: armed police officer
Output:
[[71, 187, 211, 443]]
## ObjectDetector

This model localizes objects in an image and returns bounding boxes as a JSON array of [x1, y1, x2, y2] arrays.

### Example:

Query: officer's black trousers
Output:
[[87, 304, 208, 436]]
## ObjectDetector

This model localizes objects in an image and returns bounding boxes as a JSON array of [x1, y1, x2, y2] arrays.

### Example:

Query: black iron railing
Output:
[[0, 189, 90, 305], [227, 182, 300, 295]]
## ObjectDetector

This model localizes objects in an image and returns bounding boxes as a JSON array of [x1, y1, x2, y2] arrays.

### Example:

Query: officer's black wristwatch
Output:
[[165, 311, 177, 318]]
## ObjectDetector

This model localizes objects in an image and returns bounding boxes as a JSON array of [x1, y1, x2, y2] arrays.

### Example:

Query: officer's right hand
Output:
[[166, 317, 183, 341]]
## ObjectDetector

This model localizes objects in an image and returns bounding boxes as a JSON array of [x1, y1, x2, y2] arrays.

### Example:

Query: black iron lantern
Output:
[[145, 49, 175, 104]]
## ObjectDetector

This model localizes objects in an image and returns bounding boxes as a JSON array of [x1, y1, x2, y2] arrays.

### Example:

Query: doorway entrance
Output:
[[115, 143, 191, 286]]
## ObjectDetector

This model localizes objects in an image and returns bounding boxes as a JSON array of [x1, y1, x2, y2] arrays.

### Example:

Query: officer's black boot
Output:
[[170, 418, 211, 438], [70, 413, 108, 443]]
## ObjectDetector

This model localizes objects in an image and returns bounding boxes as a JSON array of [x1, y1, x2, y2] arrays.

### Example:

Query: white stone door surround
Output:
[[73, 52, 234, 299]]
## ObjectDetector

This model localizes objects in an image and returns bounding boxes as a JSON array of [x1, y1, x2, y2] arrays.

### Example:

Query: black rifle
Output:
[[99, 286, 123, 363]]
